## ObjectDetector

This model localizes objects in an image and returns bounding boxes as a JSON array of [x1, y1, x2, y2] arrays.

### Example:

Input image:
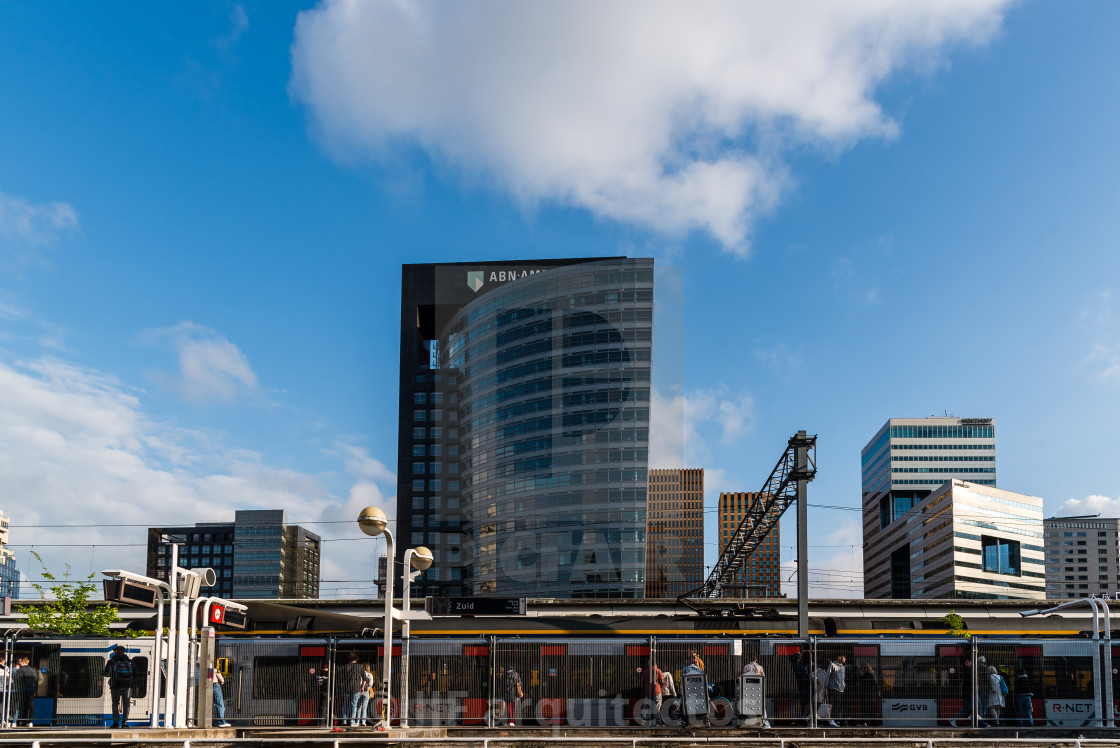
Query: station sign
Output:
[[880, 699, 937, 727], [425, 597, 526, 616]]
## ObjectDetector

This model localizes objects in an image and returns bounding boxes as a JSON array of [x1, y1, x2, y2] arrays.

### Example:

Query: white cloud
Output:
[[0, 353, 396, 599], [144, 322, 261, 404], [290, 0, 1008, 252], [649, 385, 755, 467], [0, 189, 78, 249], [1054, 494, 1120, 518], [1083, 343, 1120, 386], [219, 5, 249, 49]]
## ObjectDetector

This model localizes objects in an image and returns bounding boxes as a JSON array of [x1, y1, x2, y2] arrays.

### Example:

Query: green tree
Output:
[[938, 610, 971, 638], [15, 551, 135, 636]]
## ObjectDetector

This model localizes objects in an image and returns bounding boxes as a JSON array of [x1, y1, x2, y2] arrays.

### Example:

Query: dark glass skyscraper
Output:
[[398, 257, 653, 598]]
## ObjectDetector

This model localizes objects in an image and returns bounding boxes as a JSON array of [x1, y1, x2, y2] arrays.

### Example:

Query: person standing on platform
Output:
[[101, 646, 133, 728]]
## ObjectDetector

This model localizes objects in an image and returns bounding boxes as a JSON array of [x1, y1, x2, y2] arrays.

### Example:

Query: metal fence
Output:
[[1, 634, 1114, 729]]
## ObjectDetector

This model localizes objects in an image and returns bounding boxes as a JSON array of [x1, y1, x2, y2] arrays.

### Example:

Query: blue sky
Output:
[[1, 1, 1118, 598]]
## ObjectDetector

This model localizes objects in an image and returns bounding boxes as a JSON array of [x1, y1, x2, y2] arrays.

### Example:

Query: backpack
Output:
[[998, 675, 1009, 695], [111, 657, 133, 685]]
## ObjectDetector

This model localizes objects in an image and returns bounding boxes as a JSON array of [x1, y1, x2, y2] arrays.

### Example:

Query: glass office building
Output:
[[398, 258, 653, 598]]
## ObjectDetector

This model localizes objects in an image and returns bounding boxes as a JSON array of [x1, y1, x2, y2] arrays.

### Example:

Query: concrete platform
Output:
[[0, 726, 1117, 747]]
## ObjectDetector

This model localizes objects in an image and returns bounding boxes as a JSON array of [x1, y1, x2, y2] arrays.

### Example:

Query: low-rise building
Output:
[[1044, 514, 1120, 599]]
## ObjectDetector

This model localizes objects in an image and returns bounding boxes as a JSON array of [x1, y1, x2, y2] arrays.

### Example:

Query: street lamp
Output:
[[1022, 597, 1112, 727], [399, 546, 433, 729], [358, 506, 394, 729]]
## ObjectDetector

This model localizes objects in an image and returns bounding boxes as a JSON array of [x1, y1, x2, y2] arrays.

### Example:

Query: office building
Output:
[[863, 416, 998, 597], [146, 510, 321, 599], [717, 492, 782, 597], [0, 511, 18, 599], [398, 258, 654, 598], [863, 479, 1045, 599], [1044, 515, 1120, 599], [645, 469, 704, 598]]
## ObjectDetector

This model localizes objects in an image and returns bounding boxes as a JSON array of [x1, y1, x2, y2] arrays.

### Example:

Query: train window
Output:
[[59, 656, 104, 699], [252, 656, 311, 699], [130, 657, 149, 699]]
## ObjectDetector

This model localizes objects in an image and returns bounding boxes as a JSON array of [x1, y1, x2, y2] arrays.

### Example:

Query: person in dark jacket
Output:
[[14, 657, 39, 727], [856, 663, 881, 727], [337, 652, 365, 727], [791, 653, 811, 725], [1015, 666, 1034, 727], [102, 645, 134, 728]]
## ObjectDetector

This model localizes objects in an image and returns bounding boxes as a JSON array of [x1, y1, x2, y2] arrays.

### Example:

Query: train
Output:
[[2, 632, 1116, 729]]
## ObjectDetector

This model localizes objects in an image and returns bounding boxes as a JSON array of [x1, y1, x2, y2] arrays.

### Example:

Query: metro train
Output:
[[0, 633, 1116, 729]]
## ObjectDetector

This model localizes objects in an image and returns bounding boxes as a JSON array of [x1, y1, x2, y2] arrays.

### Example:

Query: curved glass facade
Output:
[[398, 258, 653, 599]]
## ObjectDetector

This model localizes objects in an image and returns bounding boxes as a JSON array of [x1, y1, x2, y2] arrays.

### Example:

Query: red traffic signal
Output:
[[209, 604, 226, 625]]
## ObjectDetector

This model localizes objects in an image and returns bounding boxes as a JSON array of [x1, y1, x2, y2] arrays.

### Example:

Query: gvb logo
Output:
[[466, 271, 484, 292], [891, 703, 929, 712]]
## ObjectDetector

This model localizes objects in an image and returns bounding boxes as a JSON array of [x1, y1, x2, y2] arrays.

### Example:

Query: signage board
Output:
[[881, 699, 938, 727], [425, 597, 526, 616], [1045, 700, 1097, 727]]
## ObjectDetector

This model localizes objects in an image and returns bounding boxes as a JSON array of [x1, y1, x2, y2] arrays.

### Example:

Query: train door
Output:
[[408, 639, 488, 725], [758, 640, 809, 724], [218, 638, 328, 726], [335, 639, 400, 726], [935, 642, 968, 725], [10, 642, 60, 726]]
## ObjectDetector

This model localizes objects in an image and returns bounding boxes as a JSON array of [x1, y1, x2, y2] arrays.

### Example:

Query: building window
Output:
[[413, 409, 427, 421], [414, 393, 427, 404], [982, 536, 1021, 576]]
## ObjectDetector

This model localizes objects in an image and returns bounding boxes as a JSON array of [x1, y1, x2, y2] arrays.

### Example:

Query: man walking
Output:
[[102, 646, 134, 728]]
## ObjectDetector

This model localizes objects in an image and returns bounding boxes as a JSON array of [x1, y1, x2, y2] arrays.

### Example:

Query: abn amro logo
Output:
[[466, 271, 484, 292]]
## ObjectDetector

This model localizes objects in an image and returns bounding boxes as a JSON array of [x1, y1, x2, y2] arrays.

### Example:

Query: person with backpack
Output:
[[502, 665, 522, 726], [102, 646, 134, 728]]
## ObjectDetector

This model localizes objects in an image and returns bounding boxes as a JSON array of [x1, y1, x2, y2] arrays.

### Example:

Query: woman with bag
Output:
[[985, 666, 1006, 725]]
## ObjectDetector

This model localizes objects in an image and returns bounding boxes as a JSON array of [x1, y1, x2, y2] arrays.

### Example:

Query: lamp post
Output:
[[358, 506, 394, 729], [399, 546, 433, 729], [1022, 597, 1109, 726]]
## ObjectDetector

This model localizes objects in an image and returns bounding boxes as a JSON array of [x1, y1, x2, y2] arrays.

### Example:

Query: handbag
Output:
[[817, 702, 831, 720], [516, 683, 524, 699]]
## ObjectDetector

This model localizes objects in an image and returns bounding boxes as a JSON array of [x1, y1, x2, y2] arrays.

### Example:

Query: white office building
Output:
[[862, 417, 1044, 599], [1044, 515, 1120, 599], [864, 479, 1045, 599]]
